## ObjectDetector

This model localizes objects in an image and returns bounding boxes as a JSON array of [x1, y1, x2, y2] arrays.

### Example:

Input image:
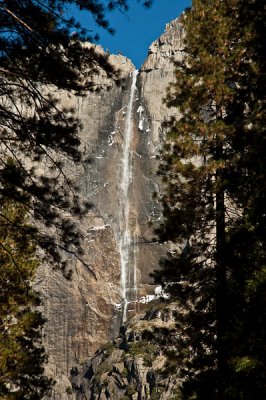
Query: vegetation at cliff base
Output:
[[156, 0, 266, 398]]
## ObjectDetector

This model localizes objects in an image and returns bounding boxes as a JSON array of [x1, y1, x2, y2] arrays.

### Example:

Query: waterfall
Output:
[[120, 69, 138, 322]]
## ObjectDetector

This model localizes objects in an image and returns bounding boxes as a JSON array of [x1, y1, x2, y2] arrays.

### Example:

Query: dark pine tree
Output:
[[155, 0, 266, 399], [0, 197, 53, 399]]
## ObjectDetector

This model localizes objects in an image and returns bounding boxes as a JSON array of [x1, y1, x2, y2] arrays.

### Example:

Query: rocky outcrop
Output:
[[142, 18, 185, 71], [71, 301, 182, 400], [138, 18, 185, 151], [36, 18, 185, 398], [133, 17, 185, 292]]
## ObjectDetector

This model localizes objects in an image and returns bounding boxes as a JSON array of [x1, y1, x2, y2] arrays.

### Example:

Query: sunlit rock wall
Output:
[[133, 18, 185, 294], [36, 18, 185, 399]]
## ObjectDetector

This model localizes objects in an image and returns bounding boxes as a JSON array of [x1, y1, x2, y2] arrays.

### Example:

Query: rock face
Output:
[[36, 18, 185, 399], [71, 301, 182, 400]]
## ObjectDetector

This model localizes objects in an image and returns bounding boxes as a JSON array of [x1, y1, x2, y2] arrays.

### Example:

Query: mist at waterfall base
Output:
[[70, 0, 191, 68]]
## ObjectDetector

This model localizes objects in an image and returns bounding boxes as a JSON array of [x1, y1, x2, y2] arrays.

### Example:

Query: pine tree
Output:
[[155, 1, 265, 398], [0, 197, 52, 399], [221, 3, 266, 397]]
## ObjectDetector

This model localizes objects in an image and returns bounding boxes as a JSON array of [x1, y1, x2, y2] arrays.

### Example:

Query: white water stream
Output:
[[120, 70, 138, 322]]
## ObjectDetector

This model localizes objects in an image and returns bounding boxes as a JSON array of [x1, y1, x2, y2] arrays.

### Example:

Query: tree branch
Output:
[[0, 5, 33, 32]]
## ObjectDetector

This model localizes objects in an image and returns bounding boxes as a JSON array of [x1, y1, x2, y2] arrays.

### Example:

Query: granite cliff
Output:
[[71, 301, 182, 400], [36, 18, 185, 399]]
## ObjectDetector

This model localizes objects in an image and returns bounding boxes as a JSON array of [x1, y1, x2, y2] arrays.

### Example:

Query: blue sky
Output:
[[75, 1, 191, 68]]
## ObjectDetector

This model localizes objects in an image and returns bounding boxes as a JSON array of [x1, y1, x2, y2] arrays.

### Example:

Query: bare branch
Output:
[[0, 5, 33, 32]]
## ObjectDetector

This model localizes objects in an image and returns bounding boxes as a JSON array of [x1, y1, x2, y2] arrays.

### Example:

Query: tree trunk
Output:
[[216, 169, 227, 400]]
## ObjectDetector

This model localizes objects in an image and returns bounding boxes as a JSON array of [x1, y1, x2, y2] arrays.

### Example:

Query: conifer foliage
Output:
[[0, 198, 52, 399], [156, 0, 265, 398]]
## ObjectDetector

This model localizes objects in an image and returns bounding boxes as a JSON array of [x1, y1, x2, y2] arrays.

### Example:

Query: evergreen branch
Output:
[[0, 67, 22, 77], [55, 242, 97, 279], [0, 5, 33, 32], [34, 0, 94, 34], [0, 241, 30, 293]]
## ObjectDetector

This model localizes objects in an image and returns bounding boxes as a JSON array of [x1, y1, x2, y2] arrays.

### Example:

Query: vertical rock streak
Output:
[[120, 70, 138, 322]]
